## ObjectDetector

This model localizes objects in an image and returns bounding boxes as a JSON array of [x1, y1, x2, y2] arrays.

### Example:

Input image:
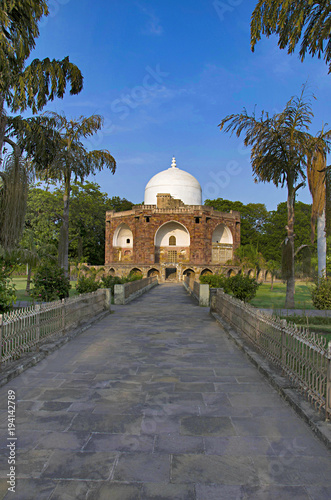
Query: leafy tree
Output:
[[69, 182, 116, 264], [108, 196, 134, 212], [31, 261, 71, 302], [262, 201, 312, 263], [251, 1, 331, 73], [26, 182, 134, 266], [219, 88, 312, 308], [25, 183, 61, 255], [31, 112, 116, 275]]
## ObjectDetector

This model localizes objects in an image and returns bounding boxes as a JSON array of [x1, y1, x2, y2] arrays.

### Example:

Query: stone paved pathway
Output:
[[0, 283, 330, 500]]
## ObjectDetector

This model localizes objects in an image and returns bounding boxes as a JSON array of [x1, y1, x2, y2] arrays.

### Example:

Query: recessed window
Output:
[[169, 235, 176, 246], [168, 250, 177, 262], [145, 216, 150, 222], [195, 217, 200, 224], [126, 239, 131, 244]]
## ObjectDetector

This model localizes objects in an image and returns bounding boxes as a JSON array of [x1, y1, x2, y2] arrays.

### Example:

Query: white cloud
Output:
[[137, 4, 164, 36]]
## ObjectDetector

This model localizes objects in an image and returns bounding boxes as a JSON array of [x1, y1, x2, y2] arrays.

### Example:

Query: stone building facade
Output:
[[105, 158, 240, 281]]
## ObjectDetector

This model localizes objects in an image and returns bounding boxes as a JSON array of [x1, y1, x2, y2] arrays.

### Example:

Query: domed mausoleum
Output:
[[105, 157, 240, 281], [144, 157, 202, 206]]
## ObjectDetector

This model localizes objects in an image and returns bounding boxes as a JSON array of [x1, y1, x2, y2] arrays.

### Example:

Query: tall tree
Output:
[[219, 89, 312, 308], [251, 1, 331, 73], [32, 112, 116, 274], [0, 0, 83, 154], [0, 153, 32, 249], [306, 131, 331, 278], [0, 0, 83, 250]]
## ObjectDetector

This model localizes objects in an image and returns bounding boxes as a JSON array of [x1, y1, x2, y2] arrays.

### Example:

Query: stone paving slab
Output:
[[0, 283, 330, 499]]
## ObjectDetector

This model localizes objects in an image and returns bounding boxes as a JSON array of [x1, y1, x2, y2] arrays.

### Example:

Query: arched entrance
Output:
[[113, 223, 133, 262], [148, 268, 160, 278], [165, 268, 177, 281], [212, 224, 233, 264], [154, 221, 190, 264], [201, 268, 213, 276], [183, 268, 195, 279]]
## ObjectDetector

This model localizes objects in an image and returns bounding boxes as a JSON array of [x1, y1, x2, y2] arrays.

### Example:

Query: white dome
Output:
[[144, 157, 202, 206]]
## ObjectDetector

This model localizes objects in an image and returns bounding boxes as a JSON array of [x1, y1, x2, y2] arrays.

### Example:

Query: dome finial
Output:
[[171, 156, 177, 169]]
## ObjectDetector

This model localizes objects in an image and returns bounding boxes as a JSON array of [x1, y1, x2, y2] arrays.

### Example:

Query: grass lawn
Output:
[[249, 280, 331, 342], [12, 276, 78, 305], [250, 280, 314, 310]]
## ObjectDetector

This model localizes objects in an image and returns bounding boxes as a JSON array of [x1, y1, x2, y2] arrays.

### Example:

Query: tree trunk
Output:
[[285, 187, 295, 309], [0, 95, 7, 163], [271, 275, 274, 291], [59, 173, 70, 277], [317, 209, 326, 279], [25, 264, 32, 294]]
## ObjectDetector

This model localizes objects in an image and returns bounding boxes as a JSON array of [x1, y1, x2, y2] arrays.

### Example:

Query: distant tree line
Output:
[[205, 197, 317, 275], [25, 182, 133, 266]]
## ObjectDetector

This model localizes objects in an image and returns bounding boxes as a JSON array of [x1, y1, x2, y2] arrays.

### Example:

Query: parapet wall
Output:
[[183, 276, 210, 307], [114, 277, 158, 305]]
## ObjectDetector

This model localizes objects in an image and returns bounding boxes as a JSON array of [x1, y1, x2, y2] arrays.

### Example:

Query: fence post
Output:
[[35, 304, 40, 351], [105, 289, 112, 311], [280, 320, 287, 370], [62, 298, 66, 333], [0, 314, 2, 367], [326, 341, 331, 421]]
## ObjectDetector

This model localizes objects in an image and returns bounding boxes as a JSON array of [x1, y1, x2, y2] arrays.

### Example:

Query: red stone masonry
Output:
[[105, 205, 240, 267]]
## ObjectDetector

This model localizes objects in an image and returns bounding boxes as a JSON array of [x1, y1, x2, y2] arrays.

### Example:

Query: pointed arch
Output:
[[113, 223, 133, 248], [155, 221, 190, 247]]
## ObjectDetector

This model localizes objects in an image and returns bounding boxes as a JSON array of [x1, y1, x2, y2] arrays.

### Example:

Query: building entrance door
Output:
[[165, 267, 177, 280]]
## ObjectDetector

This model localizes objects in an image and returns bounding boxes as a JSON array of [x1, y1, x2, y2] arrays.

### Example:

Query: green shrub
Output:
[[100, 273, 143, 294], [76, 275, 100, 294], [31, 262, 71, 302], [128, 272, 143, 281], [227, 274, 260, 302], [311, 277, 331, 309], [0, 258, 16, 313], [199, 274, 226, 288], [100, 275, 123, 293]]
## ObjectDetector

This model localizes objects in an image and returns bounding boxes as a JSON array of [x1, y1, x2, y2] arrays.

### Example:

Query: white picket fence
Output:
[[0, 289, 111, 365], [211, 288, 331, 420]]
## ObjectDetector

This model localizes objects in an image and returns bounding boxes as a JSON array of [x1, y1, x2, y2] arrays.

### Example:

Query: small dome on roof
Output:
[[144, 157, 202, 206]]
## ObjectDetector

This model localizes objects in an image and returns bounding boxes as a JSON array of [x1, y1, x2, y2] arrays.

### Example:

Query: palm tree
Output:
[[0, 1, 82, 252], [219, 88, 312, 308], [251, 1, 331, 73], [306, 132, 331, 279], [0, 153, 32, 250], [32, 112, 116, 275], [265, 259, 279, 290], [234, 244, 265, 278], [0, 1, 83, 158]]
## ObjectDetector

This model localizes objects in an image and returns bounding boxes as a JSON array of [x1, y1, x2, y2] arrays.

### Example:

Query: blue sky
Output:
[[29, 0, 331, 210]]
